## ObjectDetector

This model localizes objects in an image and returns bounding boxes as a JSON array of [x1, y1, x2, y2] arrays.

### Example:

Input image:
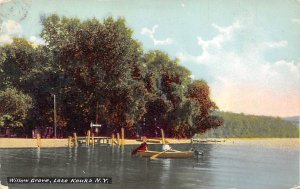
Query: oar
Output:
[[150, 150, 168, 160]]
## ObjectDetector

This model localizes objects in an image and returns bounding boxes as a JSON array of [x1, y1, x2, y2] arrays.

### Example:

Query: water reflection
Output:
[[0, 143, 298, 189], [33, 148, 40, 177], [159, 159, 171, 186]]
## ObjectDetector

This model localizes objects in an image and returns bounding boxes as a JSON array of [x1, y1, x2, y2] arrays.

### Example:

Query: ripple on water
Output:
[[0, 143, 298, 189]]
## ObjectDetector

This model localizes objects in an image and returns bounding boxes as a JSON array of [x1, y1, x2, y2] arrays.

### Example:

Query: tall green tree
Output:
[[0, 38, 37, 90], [141, 51, 222, 138], [0, 15, 223, 138], [0, 88, 32, 128], [40, 15, 146, 135]]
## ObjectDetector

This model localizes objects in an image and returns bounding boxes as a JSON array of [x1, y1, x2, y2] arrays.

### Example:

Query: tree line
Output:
[[200, 112, 299, 138], [0, 15, 223, 138]]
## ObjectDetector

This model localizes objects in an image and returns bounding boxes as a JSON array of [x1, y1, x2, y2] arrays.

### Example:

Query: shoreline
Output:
[[221, 138, 300, 149], [0, 138, 298, 149]]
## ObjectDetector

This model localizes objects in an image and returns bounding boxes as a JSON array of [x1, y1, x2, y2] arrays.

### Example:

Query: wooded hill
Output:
[[283, 116, 300, 126], [200, 112, 299, 138]]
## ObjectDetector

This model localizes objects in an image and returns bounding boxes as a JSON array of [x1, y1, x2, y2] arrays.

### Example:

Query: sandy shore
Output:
[[0, 137, 298, 149], [0, 137, 193, 148], [0, 138, 68, 148], [221, 138, 300, 149]]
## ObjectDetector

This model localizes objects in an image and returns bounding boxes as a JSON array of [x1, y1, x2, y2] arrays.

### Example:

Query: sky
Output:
[[0, 0, 299, 117]]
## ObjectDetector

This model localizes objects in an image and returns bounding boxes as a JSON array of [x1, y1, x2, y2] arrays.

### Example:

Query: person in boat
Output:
[[162, 144, 172, 151], [131, 136, 148, 155]]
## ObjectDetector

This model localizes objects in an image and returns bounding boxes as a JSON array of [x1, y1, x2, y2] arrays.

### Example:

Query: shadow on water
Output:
[[0, 143, 299, 189]]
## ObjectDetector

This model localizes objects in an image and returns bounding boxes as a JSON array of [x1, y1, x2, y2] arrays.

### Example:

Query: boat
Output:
[[0, 181, 9, 189], [136, 150, 194, 158]]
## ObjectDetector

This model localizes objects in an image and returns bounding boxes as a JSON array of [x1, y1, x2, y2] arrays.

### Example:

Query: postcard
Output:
[[0, 0, 299, 189]]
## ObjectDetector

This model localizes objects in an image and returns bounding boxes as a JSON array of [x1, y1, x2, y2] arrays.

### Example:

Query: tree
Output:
[[0, 38, 37, 90], [0, 88, 32, 127], [187, 80, 223, 134], [40, 15, 146, 135], [0, 15, 224, 138], [206, 112, 299, 138], [141, 51, 222, 138]]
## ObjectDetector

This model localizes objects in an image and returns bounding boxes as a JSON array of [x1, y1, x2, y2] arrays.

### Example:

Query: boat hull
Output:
[[137, 150, 193, 158]]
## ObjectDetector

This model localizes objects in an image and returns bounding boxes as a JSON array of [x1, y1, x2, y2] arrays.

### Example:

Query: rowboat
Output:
[[137, 150, 194, 158]]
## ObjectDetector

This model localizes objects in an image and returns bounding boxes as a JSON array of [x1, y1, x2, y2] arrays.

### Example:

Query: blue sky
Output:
[[0, 0, 299, 117]]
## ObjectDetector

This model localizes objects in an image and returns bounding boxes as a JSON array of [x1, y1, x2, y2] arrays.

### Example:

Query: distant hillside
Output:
[[200, 112, 299, 138], [283, 116, 300, 126]]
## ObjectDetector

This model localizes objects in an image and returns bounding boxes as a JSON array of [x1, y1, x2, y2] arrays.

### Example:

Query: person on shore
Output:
[[131, 136, 148, 155]]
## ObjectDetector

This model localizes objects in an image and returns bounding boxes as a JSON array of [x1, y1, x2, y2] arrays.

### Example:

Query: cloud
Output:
[[198, 21, 241, 49], [262, 41, 288, 48], [291, 18, 300, 24], [0, 19, 22, 35], [0, 19, 45, 47], [178, 20, 300, 117], [190, 21, 241, 63], [29, 36, 46, 47], [0, 19, 22, 44], [141, 25, 174, 46]]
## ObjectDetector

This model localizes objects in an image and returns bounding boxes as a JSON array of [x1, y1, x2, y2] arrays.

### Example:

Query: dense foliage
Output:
[[0, 88, 32, 127], [0, 15, 223, 137], [200, 112, 299, 138]]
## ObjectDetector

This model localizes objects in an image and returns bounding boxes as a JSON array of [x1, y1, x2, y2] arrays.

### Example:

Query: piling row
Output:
[[67, 128, 125, 148], [35, 128, 128, 148]]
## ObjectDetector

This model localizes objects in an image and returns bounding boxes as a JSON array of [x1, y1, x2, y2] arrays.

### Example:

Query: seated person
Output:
[[162, 144, 172, 151], [132, 136, 148, 155]]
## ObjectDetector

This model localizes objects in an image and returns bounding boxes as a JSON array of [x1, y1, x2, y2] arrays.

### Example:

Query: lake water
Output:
[[0, 143, 299, 189]]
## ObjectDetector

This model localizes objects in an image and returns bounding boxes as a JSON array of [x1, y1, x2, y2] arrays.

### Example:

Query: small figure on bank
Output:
[[131, 136, 148, 155]]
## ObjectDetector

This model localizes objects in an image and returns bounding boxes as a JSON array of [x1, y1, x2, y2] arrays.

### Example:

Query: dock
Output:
[[191, 138, 226, 143], [77, 136, 111, 144]]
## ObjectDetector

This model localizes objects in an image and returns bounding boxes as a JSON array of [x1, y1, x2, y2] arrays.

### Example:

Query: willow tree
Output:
[[141, 51, 223, 138], [0, 15, 223, 137], [0, 38, 37, 90], [0, 88, 32, 128], [0, 38, 43, 135], [40, 15, 146, 135], [188, 80, 223, 134]]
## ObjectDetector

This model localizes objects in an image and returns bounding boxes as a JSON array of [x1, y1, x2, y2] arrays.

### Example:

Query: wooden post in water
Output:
[[73, 133, 78, 147], [161, 129, 165, 144], [68, 136, 73, 147], [87, 130, 91, 146], [117, 133, 120, 146], [121, 128, 125, 146], [36, 133, 41, 148], [112, 133, 115, 146], [92, 133, 95, 146]]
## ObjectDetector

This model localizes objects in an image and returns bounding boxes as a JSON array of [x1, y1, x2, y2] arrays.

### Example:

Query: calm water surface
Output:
[[0, 143, 299, 189]]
